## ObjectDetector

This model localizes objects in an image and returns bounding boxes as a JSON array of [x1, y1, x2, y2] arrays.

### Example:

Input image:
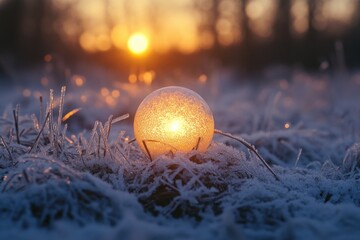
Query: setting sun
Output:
[[127, 33, 149, 55]]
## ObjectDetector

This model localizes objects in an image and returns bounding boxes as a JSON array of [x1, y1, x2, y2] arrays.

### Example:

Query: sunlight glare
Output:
[[127, 33, 149, 55], [168, 119, 182, 133]]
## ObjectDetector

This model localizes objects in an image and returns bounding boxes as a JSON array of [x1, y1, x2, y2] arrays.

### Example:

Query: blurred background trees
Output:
[[0, 0, 359, 78]]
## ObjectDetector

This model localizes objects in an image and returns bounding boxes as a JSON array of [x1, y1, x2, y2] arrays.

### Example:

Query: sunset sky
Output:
[[54, 0, 359, 54]]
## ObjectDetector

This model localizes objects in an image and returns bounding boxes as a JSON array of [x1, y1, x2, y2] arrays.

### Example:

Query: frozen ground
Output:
[[1, 67, 360, 240]]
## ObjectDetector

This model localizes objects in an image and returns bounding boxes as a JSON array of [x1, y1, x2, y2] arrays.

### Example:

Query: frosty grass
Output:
[[1, 72, 360, 240]]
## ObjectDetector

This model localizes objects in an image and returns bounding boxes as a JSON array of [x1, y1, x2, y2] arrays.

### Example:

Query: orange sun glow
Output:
[[127, 33, 149, 55]]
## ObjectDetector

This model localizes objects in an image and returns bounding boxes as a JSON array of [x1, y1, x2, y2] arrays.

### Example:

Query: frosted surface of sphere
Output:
[[134, 86, 214, 159]]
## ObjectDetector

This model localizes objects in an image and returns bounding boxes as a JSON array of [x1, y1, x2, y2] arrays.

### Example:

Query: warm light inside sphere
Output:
[[127, 33, 148, 55], [134, 86, 214, 159]]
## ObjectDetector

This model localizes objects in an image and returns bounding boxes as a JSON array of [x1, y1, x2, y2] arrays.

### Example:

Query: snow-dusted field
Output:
[[1, 68, 360, 240]]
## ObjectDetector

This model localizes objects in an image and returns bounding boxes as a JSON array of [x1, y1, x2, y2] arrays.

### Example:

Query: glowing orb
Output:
[[127, 33, 148, 55], [134, 86, 214, 159]]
